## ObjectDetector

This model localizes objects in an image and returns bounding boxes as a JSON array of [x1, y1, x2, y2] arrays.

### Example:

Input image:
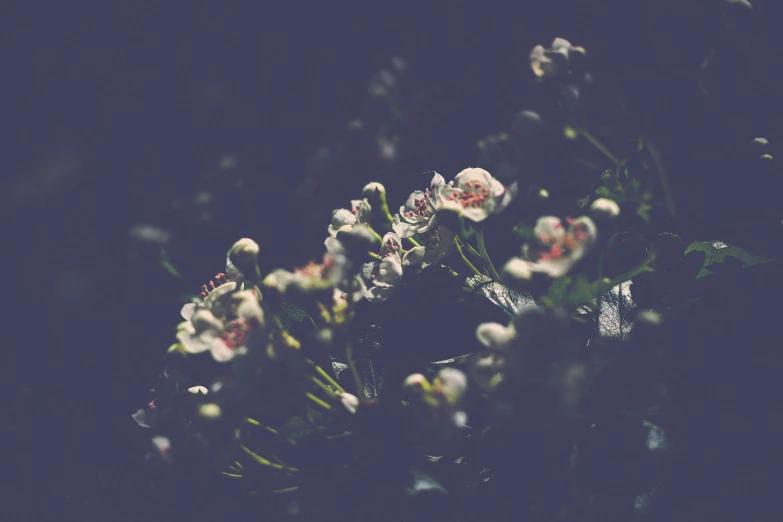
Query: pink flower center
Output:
[[405, 188, 435, 219], [447, 180, 490, 208], [220, 319, 252, 350], [379, 238, 400, 258]]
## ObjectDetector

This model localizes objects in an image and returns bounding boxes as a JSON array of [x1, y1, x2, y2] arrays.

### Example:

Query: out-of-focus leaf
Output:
[[464, 275, 535, 316], [685, 241, 774, 278], [405, 467, 447, 496]]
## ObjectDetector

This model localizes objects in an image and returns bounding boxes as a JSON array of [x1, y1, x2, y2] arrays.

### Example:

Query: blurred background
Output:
[[4, 0, 782, 520]]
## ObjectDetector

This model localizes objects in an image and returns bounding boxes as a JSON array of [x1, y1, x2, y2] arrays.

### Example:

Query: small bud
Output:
[[227, 238, 261, 281], [362, 182, 386, 197], [434, 368, 468, 403], [563, 126, 578, 140], [151, 436, 172, 463], [402, 373, 431, 395], [198, 402, 222, 420], [340, 393, 360, 415], [752, 137, 768, 147], [590, 198, 621, 220], [188, 386, 208, 395]]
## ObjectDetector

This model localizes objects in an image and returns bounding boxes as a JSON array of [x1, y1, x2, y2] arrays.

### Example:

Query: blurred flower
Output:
[[264, 251, 349, 297], [151, 436, 172, 463], [439, 168, 517, 223], [509, 216, 597, 278], [328, 199, 372, 238], [471, 306, 541, 391], [529, 38, 585, 79], [402, 368, 468, 438], [340, 392, 360, 414], [129, 224, 170, 244], [590, 198, 620, 220]]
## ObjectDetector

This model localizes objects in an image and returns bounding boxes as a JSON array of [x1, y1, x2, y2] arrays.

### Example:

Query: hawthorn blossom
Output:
[[361, 232, 423, 303], [264, 251, 349, 296], [529, 38, 585, 80], [393, 172, 448, 238], [439, 168, 516, 223], [590, 198, 620, 220], [509, 216, 597, 278], [402, 368, 468, 438], [226, 238, 261, 281], [177, 278, 265, 362], [328, 199, 371, 237]]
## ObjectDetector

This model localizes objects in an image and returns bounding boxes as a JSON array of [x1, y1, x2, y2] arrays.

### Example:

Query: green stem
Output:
[[306, 392, 331, 410], [463, 241, 483, 262], [310, 375, 340, 398], [345, 344, 366, 400], [367, 225, 384, 244], [405, 237, 421, 247], [379, 196, 395, 225], [243, 417, 297, 445], [306, 359, 346, 394], [240, 445, 299, 472], [454, 238, 483, 277], [475, 229, 501, 281], [579, 129, 620, 166]]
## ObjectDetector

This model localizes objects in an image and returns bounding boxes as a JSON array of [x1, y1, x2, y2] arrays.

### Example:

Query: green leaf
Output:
[[684, 241, 775, 278]]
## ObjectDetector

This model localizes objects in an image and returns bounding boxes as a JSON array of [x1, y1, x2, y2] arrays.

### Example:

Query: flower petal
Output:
[[476, 322, 515, 350]]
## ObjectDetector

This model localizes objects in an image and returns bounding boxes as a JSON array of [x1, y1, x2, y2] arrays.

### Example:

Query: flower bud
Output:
[[198, 402, 222, 420], [362, 182, 386, 197], [402, 373, 431, 396], [590, 198, 621, 220], [227, 238, 261, 281], [340, 392, 360, 415], [187, 386, 208, 395]]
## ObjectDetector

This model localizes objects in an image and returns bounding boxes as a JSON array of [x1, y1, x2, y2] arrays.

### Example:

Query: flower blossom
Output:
[[177, 273, 265, 362], [361, 232, 423, 303], [393, 172, 448, 238], [529, 38, 585, 80], [438, 168, 516, 223], [507, 216, 597, 279]]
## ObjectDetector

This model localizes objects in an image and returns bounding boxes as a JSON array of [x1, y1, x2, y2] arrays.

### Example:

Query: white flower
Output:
[[264, 251, 349, 296], [503, 257, 534, 282], [177, 285, 265, 363], [590, 198, 620, 220], [393, 172, 448, 238], [328, 199, 371, 237], [439, 168, 516, 223], [361, 232, 423, 303], [510, 216, 597, 278], [529, 38, 585, 80]]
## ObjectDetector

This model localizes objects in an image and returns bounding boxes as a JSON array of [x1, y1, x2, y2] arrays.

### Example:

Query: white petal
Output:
[[402, 246, 426, 268], [376, 256, 403, 286], [209, 339, 236, 362], [476, 322, 515, 349], [176, 330, 211, 354], [180, 303, 197, 321]]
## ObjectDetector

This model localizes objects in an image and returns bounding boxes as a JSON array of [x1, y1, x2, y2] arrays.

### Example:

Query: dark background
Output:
[[4, 1, 782, 520]]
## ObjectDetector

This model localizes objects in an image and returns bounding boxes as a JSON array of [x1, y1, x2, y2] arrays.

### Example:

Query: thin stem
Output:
[[306, 392, 332, 410], [306, 359, 346, 394], [379, 197, 395, 225], [273, 486, 300, 494], [239, 445, 299, 472], [346, 344, 366, 400], [475, 229, 501, 281], [222, 472, 243, 478], [579, 129, 620, 166], [243, 417, 296, 445], [310, 375, 340, 398], [454, 238, 483, 277], [405, 237, 421, 247], [463, 241, 483, 262], [367, 225, 383, 244]]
